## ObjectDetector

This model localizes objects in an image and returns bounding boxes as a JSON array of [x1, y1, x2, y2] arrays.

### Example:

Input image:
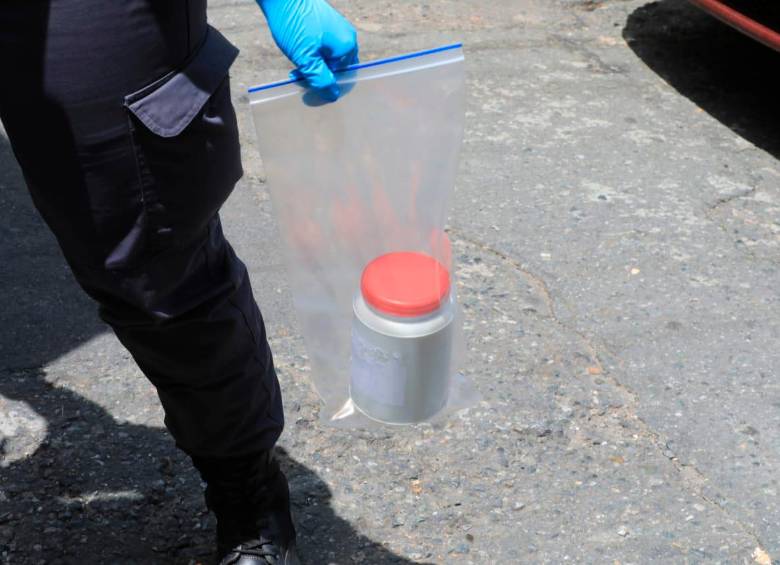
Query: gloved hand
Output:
[[257, 0, 359, 101]]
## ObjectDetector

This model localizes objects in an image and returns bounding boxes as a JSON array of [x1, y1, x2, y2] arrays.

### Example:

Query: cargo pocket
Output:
[[118, 25, 243, 272], [125, 25, 240, 138]]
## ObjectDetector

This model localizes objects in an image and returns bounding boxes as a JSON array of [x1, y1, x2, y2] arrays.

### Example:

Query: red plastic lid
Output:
[[360, 252, 450, 318]]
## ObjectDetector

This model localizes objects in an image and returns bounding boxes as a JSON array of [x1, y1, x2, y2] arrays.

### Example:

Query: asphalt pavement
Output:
[[1, 1, 778, 563]]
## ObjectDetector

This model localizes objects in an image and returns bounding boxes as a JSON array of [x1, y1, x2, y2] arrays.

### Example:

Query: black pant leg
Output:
[[103, 216, 285, 458], [0, 1, 284, 458]]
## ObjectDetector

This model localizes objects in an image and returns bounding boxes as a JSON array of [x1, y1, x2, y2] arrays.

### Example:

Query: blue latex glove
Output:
[[257, 0, 359, 101]]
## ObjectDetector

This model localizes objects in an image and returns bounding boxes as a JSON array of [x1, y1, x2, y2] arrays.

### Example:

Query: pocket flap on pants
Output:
[[125, 26, 239, 138]]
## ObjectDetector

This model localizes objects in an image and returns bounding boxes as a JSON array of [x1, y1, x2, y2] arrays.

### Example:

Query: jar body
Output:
[[350, 292, 456, 423]]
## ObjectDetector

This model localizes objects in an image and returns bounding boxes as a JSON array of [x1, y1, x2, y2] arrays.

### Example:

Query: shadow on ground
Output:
[[0, 132, 418, 564], [624, 0, 780, 159]]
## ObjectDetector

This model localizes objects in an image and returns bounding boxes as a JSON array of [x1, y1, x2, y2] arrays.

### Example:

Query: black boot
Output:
[[191, 449, 300, 565]]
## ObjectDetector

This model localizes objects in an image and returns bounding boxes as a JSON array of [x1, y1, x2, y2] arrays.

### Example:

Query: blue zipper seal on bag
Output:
[[248, 43, 463, 94]]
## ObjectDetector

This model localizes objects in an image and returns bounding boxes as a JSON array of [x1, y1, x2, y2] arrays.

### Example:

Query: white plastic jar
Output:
[[350, 252, 455, 424]]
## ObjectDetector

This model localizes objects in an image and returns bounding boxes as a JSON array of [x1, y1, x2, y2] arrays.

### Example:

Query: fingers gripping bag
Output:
[[248, 44, 479, 427]]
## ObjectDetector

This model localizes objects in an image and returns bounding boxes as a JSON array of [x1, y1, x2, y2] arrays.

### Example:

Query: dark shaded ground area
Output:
[[624, 0, 780, 159], [0, 371, 423, 564], [0, 127, 420, 564]]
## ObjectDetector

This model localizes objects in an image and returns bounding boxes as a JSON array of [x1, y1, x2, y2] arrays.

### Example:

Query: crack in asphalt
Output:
[[707, 186, 758, 212], [552, 33, 628, 75], [449, 227, 770, 551], [703, 186, 780, 266]]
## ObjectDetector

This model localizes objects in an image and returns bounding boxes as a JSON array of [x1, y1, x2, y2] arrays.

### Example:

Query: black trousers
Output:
[[0, 0, 284, 458]]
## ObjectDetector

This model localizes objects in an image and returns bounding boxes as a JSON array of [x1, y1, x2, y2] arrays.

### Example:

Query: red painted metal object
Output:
[[688, 0, 780, 51]]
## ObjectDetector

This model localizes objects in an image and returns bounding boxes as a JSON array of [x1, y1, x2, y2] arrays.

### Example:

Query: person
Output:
[[0, 0, 358, 563]]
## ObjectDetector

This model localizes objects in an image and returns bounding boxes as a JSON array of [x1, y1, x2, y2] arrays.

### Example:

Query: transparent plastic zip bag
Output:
[[248, 45, 479, 427]]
